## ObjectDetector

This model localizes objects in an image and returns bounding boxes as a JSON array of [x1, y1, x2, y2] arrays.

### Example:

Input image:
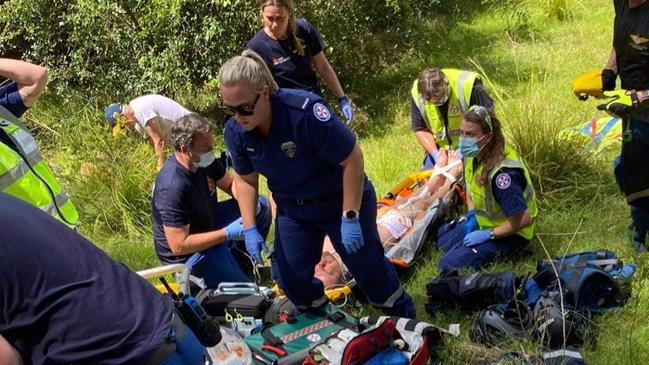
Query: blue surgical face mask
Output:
[[459, 135, 489, 158], [196, 151, 216, 168]]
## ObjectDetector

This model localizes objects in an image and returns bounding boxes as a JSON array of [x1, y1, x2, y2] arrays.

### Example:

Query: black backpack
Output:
[[532, 250, 629, 313], [425, 271, 520, 315]]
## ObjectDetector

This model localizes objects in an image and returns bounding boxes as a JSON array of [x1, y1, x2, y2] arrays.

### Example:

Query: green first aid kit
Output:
[[245, 303, 358, 365]]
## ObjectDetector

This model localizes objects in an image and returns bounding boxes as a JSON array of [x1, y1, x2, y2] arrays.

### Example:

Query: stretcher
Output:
[[137, 263, 191, 295], [324, 168, 458, 302]]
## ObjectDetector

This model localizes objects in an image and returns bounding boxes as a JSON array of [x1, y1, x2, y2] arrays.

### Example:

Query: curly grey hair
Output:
[[170, 113, 213, 151]]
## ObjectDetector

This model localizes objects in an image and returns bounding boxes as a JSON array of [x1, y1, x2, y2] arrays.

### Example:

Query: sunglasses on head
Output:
[[469, 105, 493, 132], [218, 94, 261, 116]]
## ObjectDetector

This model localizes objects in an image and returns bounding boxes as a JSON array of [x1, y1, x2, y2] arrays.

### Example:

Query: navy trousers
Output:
[[436, 220, 528, 273], [186, 196, 271, 288], [272, 182, 415, 318]]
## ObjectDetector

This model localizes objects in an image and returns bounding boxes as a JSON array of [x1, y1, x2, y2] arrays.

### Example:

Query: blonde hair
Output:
[[219, 49, 279, 94], [260, 0, 305, 56]]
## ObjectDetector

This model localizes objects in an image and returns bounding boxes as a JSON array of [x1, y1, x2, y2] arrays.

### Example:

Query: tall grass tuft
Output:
[[27, 93, 156, 246]]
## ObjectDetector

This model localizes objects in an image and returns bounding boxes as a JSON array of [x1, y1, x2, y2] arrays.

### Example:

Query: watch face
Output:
[[344, 210, 357, 220]]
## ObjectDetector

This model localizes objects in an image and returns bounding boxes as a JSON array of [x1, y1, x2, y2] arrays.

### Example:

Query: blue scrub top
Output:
[[224, 88, 356, 201]]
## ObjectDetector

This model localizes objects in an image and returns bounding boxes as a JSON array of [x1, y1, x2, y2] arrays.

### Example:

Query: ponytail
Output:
[[260, 0, 305, 56], [219, 49, 279, 94]]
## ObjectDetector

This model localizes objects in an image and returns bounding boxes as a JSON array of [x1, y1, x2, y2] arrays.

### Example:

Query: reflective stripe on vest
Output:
[[465, 146, 538, 240], [411, 69, 477, 148], [0, 118, 79, 227]]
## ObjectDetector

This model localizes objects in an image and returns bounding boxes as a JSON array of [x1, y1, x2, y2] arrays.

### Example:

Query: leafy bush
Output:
[[0, 0, 438, 101]]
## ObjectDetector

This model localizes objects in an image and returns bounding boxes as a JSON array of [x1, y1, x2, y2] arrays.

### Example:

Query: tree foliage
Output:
[[0, 0, 438, 100]]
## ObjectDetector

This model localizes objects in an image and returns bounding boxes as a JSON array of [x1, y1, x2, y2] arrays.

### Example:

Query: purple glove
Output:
[[463, 229, 491, 247]]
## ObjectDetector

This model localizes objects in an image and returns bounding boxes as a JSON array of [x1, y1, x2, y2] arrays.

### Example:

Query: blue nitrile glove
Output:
[[463, 229, 491, 247], [463, 210, 479, 235], [341, 216, 364, 254], [338, 96, 354, 125], [455, 147, 463, 159], [223, 218, 244, 241], [243, 225, 269, 264], [431, 150, 440, 163]]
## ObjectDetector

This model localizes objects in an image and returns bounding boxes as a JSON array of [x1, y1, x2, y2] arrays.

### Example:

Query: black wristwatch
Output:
[[489, 229, 496, 240], [343, 209, 359, 220]]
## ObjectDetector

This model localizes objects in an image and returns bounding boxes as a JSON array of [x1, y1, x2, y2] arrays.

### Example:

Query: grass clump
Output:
[[17, 0, 649, 363]]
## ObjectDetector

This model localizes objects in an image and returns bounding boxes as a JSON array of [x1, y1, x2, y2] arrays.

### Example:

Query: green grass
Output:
[[21, 0, 649, 363]]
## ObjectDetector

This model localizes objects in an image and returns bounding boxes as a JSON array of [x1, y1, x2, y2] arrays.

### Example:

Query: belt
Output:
[[280, 192, 341, 206], [145, 311, 185, 365]]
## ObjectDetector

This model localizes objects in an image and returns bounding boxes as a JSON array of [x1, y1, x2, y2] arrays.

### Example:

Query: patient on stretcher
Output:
[[314, 149, 463, 287], [377, 149, 463, 247]]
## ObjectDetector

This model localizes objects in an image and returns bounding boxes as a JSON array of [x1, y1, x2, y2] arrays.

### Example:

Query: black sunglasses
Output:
[[218, 94, 261, 116]]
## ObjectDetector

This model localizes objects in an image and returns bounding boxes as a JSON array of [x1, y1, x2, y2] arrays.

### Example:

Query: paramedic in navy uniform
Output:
[[219, 50, 415, 318], [246, 0, 353, 124]]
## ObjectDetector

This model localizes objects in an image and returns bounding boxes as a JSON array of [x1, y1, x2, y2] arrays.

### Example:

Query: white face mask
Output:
[[432, 87, 450, 106], [196, 151, 216, 168]]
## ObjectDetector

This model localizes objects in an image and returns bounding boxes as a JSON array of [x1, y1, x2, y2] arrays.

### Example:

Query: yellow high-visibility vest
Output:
[[465, 146, 537, 240], [411, 68, 477, 148], [0, 111, 79, 227]]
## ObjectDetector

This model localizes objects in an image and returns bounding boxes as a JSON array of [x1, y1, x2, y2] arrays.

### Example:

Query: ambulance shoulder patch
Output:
[[495, 173, 511, 190], [313, 103, 331, 121]]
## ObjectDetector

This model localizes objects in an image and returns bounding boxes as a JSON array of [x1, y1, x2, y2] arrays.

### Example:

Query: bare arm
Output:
[[162, 172, 238, 255], [143, 117, 167, 169], [312, 52, 345, 99], [216, 172, 235, 198], [492, 210, 533, 239], [234, 172, 260, 228], [605, 48, 617, 73], [163, 224, 229, 255], [415, 130, 439, 156], [0, 58, 48, 107], [0, 335, 23, 365], [340, 144, 365, 212]]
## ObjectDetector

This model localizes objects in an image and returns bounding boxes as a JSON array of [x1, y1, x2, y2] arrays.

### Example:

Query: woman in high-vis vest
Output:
[[410, 68, 494, 169], [435, 106, 537, 273]]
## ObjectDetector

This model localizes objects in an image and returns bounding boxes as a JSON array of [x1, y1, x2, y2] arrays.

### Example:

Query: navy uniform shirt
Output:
[[491, 167, 529, 217], [411, 79, 495, 132], [246, 18, 325, 95], [613, 0, 649, 122], [152, 154, 227, 264], [0, 193, 172, 365], [0, 82, 28, 118], [224, 88, 356, 201]]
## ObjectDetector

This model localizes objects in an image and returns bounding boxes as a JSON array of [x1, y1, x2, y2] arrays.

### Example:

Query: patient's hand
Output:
[[447, 150, 463, 180]]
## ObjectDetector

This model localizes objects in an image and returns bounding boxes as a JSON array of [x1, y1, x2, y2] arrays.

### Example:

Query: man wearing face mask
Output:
[[435, 106, 537, 273], [151, 114, 271, 288], [411, 68, 494, 169]]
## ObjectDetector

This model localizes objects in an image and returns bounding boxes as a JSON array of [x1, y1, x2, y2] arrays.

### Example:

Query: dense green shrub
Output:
[[0, 0, 438, 101]]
